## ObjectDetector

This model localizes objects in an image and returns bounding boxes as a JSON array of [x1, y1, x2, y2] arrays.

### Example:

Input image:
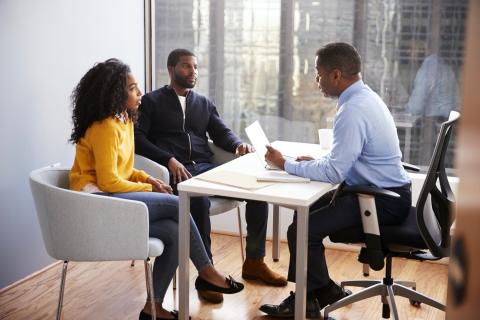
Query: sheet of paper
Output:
[[256, 171, 310, 183], [245, 120, 270, 167], [245, 121, 300, 171], [195, 170, 275, 190]]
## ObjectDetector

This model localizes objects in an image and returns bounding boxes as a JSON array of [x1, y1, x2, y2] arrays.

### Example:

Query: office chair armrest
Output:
[[135, 154, 170, 184], [208, 139, 238, 165], [341, 185, 400, 271], [402, 162, 420, 172], [342, 185, 400, 199]]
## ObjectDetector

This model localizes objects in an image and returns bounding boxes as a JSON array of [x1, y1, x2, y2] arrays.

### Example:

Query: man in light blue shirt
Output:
[[260, 43, 412, 318]]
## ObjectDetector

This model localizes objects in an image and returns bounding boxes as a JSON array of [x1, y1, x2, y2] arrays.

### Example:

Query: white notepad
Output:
[[256, 171, 310, 183], [195, 170, 275, 190]]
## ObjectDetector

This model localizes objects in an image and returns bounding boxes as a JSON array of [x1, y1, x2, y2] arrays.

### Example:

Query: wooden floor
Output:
[[0, 233, 447, 320]]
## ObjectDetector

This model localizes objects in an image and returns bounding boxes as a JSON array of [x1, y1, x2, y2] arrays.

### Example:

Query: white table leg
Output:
[[272, 205, 280, 261], [404, 127, 412, 162], [178, 191, 190, 320], [295, 206, 309, 320]]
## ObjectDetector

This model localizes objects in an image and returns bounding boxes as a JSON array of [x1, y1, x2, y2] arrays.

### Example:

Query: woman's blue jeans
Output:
[[100, 191, 212, 302]]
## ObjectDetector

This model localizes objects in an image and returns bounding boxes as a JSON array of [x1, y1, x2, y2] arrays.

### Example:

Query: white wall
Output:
[[211, 173, 459, 246], [0, 0, 145, 288]]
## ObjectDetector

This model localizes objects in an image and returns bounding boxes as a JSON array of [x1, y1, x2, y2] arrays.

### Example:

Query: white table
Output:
[[393, 114, 419, 163], [177, 141, 335, 319]]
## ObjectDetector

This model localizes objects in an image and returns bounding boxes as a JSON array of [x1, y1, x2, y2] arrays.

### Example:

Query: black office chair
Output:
[[324, 111, 459, 320]]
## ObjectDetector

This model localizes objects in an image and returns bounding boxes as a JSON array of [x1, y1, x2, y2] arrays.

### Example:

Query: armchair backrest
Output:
[[135, 154, 170, 184], [208, 140, 237, 165], [416, 111, 459, 258], [29, 167, 150, 262]]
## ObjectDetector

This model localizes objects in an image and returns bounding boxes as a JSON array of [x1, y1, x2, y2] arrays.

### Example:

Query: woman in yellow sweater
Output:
[[69, 59, 243, 320]]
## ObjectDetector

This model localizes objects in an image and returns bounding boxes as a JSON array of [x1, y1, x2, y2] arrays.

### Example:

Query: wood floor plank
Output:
[[0, 233, 447, 319]]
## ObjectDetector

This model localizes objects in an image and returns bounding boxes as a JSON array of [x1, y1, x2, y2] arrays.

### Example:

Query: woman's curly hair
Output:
[[69, 58, 137, 143]]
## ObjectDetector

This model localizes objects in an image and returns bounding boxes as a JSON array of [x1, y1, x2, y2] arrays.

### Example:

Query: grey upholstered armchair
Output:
[[29, 166, 164, 320]]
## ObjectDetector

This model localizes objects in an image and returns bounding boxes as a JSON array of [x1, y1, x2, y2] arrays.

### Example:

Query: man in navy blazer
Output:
[[135, 48, 287, 303]]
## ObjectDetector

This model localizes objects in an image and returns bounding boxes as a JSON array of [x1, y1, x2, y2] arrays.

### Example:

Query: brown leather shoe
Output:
[[242, 258, 288, 286], [197, 289, 224, 303]]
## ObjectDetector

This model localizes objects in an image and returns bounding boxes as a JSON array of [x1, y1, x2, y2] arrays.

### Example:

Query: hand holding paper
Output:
[[265, 145, 286, 170]]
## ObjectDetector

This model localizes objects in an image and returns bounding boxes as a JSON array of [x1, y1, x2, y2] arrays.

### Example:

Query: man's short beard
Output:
[[177, 78, 195, 88], [175, 72, 196, 89]]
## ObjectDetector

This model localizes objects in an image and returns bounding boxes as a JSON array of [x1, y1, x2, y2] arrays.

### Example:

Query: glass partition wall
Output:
[[148, 0, 467, 171]]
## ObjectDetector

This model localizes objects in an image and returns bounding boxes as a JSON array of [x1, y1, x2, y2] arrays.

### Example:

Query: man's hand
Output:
[[167, 157, 192, 184], [296, 155, 315, 161], [265, 145, 286, 170], [147, 176, 173, 194], [235, 143, 254, 156]]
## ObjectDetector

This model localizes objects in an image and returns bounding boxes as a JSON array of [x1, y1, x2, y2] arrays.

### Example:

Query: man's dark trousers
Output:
[[170, 162, 268, 261], [287, 184, 411, 293]]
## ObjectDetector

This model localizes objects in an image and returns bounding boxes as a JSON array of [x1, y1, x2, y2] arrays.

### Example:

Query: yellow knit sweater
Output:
[[70, 117, 152, 193]]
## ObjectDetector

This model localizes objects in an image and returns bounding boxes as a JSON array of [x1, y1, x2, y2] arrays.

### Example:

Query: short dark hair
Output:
[[316, 42, 361, 77], [167, 48, 196, 67]]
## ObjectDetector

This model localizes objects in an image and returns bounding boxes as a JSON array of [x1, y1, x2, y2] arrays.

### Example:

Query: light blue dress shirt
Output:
[[284, 79, 410, 188]]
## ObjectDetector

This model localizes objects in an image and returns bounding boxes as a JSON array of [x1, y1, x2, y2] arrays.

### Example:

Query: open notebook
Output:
[[195, 169, 309, 190], [195, 170, 275, 190], [255, 170, 310, 183]]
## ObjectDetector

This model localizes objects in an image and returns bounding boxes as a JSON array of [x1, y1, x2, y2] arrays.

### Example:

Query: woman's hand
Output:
[[147, 176, 173, 194]]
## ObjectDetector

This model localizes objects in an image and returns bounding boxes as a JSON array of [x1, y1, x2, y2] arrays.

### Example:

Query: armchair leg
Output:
[[173, 269, 177, 290], [363, 263, 370, 276], [272, 205, 280, 262], [144, 258, 156, 320], [56, 261, 69, 320], [131, 260, 135, 267], [236, 207, 245, 262]]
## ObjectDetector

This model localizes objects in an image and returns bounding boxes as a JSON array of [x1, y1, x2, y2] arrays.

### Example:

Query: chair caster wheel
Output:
[[382, 303, 390, 318], [410, 299, 421, 307]]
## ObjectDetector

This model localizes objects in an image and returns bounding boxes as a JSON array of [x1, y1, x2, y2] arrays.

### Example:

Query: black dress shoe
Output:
[[259, 291, 321, 318], [315, 280, 352, 309], [195, 275, 244, 294], [139, 309, 189, 320]]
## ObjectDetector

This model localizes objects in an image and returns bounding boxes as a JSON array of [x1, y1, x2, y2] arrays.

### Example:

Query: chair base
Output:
[[324, 278, 445, 319]]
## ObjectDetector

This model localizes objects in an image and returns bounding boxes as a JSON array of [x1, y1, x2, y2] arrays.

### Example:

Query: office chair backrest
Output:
[[416, 111, 459, 258]]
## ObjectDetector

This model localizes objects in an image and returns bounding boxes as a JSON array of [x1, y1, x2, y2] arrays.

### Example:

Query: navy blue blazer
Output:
[[134, 85, 241, 167]]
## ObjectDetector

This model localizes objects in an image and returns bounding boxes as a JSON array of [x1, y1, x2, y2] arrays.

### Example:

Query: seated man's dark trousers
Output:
[[170, 162, 268, 261], [287, 184, 411, 294]]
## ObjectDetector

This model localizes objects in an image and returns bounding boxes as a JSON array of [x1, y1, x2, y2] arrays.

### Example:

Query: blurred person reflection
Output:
[[405, 52, 460, 166]]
